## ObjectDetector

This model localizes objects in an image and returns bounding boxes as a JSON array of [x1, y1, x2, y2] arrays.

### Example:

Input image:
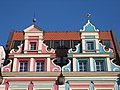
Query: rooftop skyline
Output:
[[0, 0, 120, 46]]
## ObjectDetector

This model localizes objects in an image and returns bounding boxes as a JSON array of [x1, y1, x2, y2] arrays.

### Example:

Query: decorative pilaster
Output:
[[89, 81, 94, 90], [47, 58, 50, 71], [38, 39, 42, 53], [73, 58, 76, 71], [90, 58, 94, 71], [12, 58, 17, 72], [114, 80, 119, 90], [30, 58, 34, 71], [96, 39, 99, 53], [28, 81, 34, 90], [106, 58, 111, 71], [5, 81, 9, 90], [54, 83, 58, 90], [24, 37, 28, 53], [82, 40, 86, 53]]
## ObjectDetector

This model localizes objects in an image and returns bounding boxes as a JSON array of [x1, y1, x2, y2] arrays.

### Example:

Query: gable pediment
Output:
[[24, 24, 43, 33]]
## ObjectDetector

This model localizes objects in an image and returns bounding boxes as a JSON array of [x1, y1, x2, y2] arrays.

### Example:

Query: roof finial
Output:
[[86, 13, 91, 18], [86, 13, 91, 23], [33, 12, 37, 23]]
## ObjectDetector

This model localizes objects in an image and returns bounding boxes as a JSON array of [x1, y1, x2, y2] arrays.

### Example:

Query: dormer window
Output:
[[30, 42, 36, 50], [86, 41, 94, 51]]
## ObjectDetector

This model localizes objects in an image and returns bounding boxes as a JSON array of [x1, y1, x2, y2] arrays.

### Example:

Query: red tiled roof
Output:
[[99, 31, 112, 40], [12, 32, 24, 40], [43, 32, 80, 40], [10, 32, 24, 49]]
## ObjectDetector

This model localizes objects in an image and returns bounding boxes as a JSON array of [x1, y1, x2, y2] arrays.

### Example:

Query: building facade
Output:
[[0, 20, 120, 90]]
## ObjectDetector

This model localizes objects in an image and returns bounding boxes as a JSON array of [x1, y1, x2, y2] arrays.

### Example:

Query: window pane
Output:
[[79, 61, 87, 71], [87, 42, 94, 50], [36, 61, 44, 72], [19, 62, 28, 72], [96, 61, 104, 71], [30, 42, 36, 50]]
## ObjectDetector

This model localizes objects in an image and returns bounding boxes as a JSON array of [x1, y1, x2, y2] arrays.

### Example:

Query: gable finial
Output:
[[86, 13, 91, 18], [86, 13, 91, 23], [33, 12, 37, 23]]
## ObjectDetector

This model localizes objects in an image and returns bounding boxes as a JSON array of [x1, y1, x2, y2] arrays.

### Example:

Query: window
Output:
[[36, 61, 44, 72], [79, 61, 87, 71], [12, 40, 24, 49], [30, 42, 36, 50], [102, 40, 111, 48], [96, 61, 104, 71], [19, 62, 28, 72], [86, 41, 94, 50]]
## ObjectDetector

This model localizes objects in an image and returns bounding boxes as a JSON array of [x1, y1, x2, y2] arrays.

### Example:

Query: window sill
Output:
[[85, 50, 96, 52], [27, 50, 38, 52]]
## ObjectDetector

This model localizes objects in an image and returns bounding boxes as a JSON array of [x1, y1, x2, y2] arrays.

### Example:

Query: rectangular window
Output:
[[87, 41, 94, 50], [36, 61, 44, 72], [102, 40, 111, 48], [19, 62, 28, 72], [30, 42, 36, 50], [79, 61, 87, 72], [12, 40, 24, 49], [96, 61, 104, 71]]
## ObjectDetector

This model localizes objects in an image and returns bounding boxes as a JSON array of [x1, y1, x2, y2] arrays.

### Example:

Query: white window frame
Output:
[[95, 60, 104, 71], [30, 42, 36, 50], [19, 61, 28, 72], [86, 41, 94, 51], [35, 61, 44, 72], [79, 61, 87, 72]]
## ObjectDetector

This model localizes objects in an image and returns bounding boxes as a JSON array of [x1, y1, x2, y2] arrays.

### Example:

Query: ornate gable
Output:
[[80, 20, 99, 32]]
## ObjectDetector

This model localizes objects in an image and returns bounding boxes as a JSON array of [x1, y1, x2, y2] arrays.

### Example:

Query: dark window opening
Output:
[[19, 61, 28, 72], [102, 40, 111, 49], [36, 61, 44, 72], [79, 61, 87, 72], [86, 41, 94, 50], [30, 42, 36, 50], [12, 40, 24, 49]]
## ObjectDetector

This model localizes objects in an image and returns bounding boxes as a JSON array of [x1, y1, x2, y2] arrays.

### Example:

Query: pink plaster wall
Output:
[[50, 58, 61, 72], [28, 28, 42, 32], [94, 84, 114, 88], [2, 60, 12, 72]]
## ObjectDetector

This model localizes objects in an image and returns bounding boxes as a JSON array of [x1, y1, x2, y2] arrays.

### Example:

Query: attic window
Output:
[[12, 40, 24, 49], [102, 40, 111, 48], [30, 42, 36, 50]]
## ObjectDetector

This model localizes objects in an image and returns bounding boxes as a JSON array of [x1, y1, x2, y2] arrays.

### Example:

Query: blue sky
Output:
[[0, 0, 120, 46]]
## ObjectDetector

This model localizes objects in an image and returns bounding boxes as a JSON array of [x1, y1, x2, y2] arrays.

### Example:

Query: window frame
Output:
[[86, 41, 94, 51], [95, 60, 105, 72], [30, 42, 37, 50], [19, 61, 28, 72], [17, 59, 30, 72], [36, 61, 45, 72], [34, 58, 47, 72], [78, 60, 88, 72]]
